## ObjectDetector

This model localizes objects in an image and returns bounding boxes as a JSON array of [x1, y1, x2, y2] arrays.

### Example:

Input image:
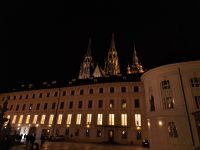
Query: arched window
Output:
[[150, 96, 155, 111]]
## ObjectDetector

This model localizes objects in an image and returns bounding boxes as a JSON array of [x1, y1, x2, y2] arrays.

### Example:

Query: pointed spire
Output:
[[110, 33, 116, 50], [86, 38, 92, 56], [133, 44, 139, 65]]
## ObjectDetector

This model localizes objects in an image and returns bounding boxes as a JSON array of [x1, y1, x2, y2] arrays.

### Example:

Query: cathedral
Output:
[[0, 33, 200, 150]]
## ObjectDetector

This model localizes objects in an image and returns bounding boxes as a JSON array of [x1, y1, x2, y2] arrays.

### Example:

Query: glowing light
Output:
[[136, 126, 141, 130], [158, 120, 163, 126]]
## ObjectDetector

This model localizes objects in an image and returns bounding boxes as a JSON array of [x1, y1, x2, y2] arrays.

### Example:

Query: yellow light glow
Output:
[[18, 124, 21, 127], [158, 120, 163, 126], [136, 126, 141, 130], [36, 124, 39, 127], [48, 124, 51, 127]]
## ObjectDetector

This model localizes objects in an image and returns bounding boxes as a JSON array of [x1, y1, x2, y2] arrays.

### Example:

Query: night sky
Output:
[[1, 1, 200, 91]]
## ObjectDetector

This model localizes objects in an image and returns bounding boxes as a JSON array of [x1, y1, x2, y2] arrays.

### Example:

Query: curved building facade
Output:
[[141, 60, 200, 150]]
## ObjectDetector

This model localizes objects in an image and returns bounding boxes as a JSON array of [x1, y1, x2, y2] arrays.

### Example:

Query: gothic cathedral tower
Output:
[[78, 39, 94, 79], [104, 33, 121, 76]]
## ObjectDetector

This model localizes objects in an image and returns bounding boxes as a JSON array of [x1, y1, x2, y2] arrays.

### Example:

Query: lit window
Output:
[[26, 115, 30, 124], [163, 97, 174, 109], [18, 115, 23, 124], [57, 114, 63, 124], [190, 77, 200, 87], [121, 130, 127, 139], [86, 114, 92, 124], [161, 80, 171, 89], [49, 115, 54, 125], [85, 129, 90, 136], [29, 104, 33, 110], [121, 114, 127, 126], [109, 114, 115, 126], [33, 115, 38, 124], [121, 99, 126, 109], [76, 114, 82, 125], [97, 114, 103, 125], [41, 115, 46, 124], [97, 130, 102, 137], [12, 115, 17, 124], [109, 100, 114, 108], [168, 122, 178, 138], [135, 114, 141, 126], [66, 114, 72, 125]]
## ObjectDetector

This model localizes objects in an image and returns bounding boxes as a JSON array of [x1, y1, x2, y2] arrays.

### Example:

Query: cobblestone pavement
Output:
[[10, 141, 149, 150]]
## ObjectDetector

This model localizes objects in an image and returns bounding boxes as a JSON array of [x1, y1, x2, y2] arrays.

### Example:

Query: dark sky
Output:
[[1, 1, 200, 91]]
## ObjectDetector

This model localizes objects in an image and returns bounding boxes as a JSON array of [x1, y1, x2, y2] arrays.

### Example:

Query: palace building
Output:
[[0, 34, 200, 150]]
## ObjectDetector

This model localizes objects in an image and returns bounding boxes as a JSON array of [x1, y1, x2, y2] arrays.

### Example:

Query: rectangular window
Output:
[[12, 115, 17, 124], [150, 96, 155, 111], [47, 93, 50, 97], [39, 93, 42, 98], [32, 94, 35, 99], [121, 99, 126, 109], [121, 87, 126, 92], [76, 114, 82, 125], [19, 95, 22, 99], [97, 130, 102, 137], [66, 114, 72, 125], [13, 96, 16, 100], [109, 100, 114, 108], [54, 92, 58, 97], [109, 114, 115, 126], [135, 114, 141, 126], [69, 101, 73, 109], [26, 115, 30, 124], [60, 102, 64, 109], [16, 105, 19, 111], [134, 86, 139, 92], [71, 90, 75, 96], [121, 114, 127, 126], [97, 114, 103, 125], [88, 100, 93, 108], [44, 103, 48, 110], [78, 101, 82, 108], [33, 115, 38, 124], [52, 103, 56, 109], [163, 97, 174, 109], [134, 99, 140, 108], [80, 89, 84, 95], [168, 122, 178, 138], [41, 115, 46, 124], [49, 115, 54, 125], [10, 105, 13, 111], [86, 114, 92, 124], [29, 104, 33, 110], [98, 100, 103, 108], [22, 104, 26, 111], [89, 89, 93, 94], [99, 88, 103, 93], [57, 114, 63, 124], [26, 94, 29, 99], [110, 87, 114, 93], [18, 115, 23, 124], [62, 91, 66, 96], [36, 103, 40, 110]]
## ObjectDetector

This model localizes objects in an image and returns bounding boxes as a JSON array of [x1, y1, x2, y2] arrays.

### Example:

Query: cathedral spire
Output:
[[86, 38, 92, 56], [110, 33, 116, 50], [133, 44, 139, 65]]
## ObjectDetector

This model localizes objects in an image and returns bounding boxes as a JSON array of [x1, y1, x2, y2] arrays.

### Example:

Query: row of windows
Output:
[[7, 113, 142, 127], [9, 99, 140, 111], [1, 86, 140, 101]]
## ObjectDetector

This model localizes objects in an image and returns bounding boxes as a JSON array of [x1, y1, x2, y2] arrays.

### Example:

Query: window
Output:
[[161, 80, 171, 89], [69, 101, 73, 109], [39, 93, 42, 98], [134, 86, 139, 92], [76, 114, 82, 125], [80, 89, 84, 95], [41, 115, 46, 124], [66, 114, 72, 125], [194, 96, 200, 109], [121, 99, 126, 109], [62, 91, 66, 96], [121, 87, 126, 92], [135, 114, 141, 126], [19, 95, 22, 99], [32, 94, 35, 99], [71, 90, 75, 96], [97, 130, 102, 137], [89, 89, 93, 94], [44, 103, 48, 110], [99, 88, 103, 93], [97, 114, 103, 125], [163, 97, 174, 109], [108, 114, 115, 126], [57, 114, 63, 124], [85, 129, 90, 136], [52, 103, 56, 109], [47, 93, 50, 97], [109, 100, 114, 108], [121, 114, 127, 126], [36, 103, 40, 110], [88, 100, 93, 108], [16, 105, 19, 111], [150, 96, 155, 111], [49, 115, 54, 124], [98, 100, 103, 108], [54, 92, 58, 97], [136, 131, 142, 140], [26, 115, 30, 124], [22, 104, 26, 111], [12, 115, 17, 124], [33, 115, 38, 124], [78, 101, 82, 108], [65, 129, 69, 136], [190, 77, 200, 87], [168, 122, 178, 137], [10, 105, 13, 111], [86, 114, 92, 124], [110, 87, 114, 93], [29, 104, 33, 110], [60, 102, 64, 109], [134, 99, 140, 108], [121, 130, 127, 139], [75, 129, 79, 136], [26, 94, 29, 99], [13, 96, 16, 100], [18, 115, 23, 124]]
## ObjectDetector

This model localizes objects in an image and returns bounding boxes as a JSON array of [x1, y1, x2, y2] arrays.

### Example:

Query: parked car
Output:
[[142, 139, 149, 148]]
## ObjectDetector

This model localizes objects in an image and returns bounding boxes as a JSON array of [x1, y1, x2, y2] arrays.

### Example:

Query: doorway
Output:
[[108, 130, 114, 142]]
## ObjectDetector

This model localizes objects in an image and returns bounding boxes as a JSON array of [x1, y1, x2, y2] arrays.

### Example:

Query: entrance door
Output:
[[108, 130, 114, 142]]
